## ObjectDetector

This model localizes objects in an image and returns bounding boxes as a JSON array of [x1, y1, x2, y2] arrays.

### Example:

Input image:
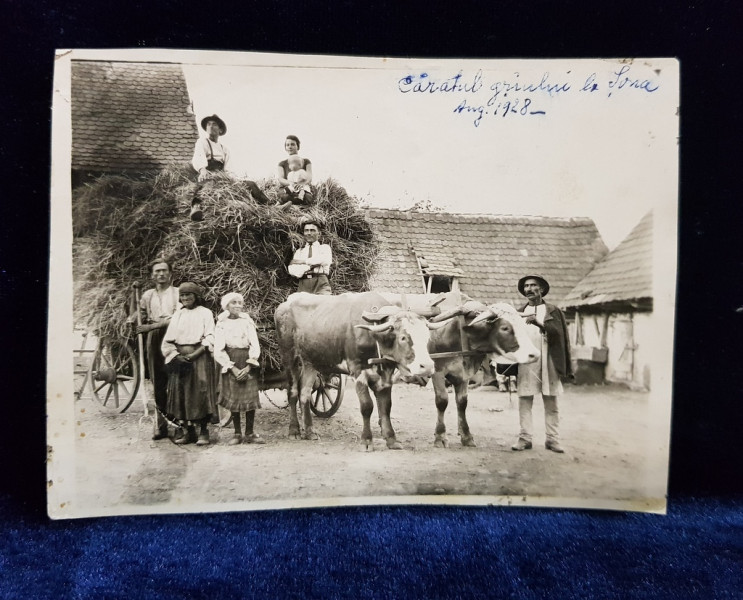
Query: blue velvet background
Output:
[[2, 1, 742, 597], [2, 495, 742, 598]]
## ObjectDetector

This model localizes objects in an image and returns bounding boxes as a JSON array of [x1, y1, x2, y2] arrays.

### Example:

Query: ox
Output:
[[384, 292, 539, 447], [428, 297, 539, 447], [274, 291, 438, 450]]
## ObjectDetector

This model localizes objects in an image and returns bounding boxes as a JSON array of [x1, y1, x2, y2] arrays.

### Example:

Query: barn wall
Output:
[[569, 309, 652, 390], [604, 311, 652, 391], [630, 312, 653, 390]]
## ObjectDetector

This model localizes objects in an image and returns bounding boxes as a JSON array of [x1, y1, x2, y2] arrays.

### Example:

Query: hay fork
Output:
[[132, 283, 156, 438]]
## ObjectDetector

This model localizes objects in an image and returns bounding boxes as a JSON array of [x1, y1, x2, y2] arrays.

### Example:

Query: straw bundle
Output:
[[73, 166, 378, 373]]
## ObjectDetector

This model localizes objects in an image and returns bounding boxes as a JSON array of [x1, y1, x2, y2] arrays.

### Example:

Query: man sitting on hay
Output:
[[190, 114, 272, 221]]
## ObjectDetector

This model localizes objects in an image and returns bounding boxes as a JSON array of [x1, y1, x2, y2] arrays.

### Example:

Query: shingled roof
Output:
[[561, 211, 652, 310], [71, 60, 198, 172], [365, 209, 608, 305]]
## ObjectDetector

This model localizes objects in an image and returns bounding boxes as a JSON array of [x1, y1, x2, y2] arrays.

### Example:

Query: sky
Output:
[[181, 55, 678, 249]]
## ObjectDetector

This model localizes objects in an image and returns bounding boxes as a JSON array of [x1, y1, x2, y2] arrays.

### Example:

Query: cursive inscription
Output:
[[398, 64, 661, 127]]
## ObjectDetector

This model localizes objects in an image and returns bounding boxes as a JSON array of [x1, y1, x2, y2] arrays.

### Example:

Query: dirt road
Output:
[[67, 380, 667, 515]]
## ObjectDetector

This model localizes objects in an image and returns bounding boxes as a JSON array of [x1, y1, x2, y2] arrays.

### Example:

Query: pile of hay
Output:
[[73, 166, 378, 373]]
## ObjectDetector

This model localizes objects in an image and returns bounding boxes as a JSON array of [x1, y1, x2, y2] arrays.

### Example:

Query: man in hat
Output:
[[136, 258, 180, 440], [511, 275, 573, 453], [287, 219, 333, 295], [190, 114, 272, 221]]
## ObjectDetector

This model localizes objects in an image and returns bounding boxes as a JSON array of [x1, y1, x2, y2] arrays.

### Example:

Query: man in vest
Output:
[[287, 219, 332, 294], [190, 114, 271, 221], [511, 274, 573, 453], [136, 258, 180, 440]]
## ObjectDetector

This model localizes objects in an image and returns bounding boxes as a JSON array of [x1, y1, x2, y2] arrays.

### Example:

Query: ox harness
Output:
[[365, 315, 481, 368], [428, 314, 481, 360]]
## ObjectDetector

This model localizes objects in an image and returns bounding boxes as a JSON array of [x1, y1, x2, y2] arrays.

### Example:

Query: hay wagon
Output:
[[72, 171, 377, 423], [73, 323, 346, 419]]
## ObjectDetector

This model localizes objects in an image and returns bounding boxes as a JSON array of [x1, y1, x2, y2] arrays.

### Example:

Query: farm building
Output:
[[364, 208, 609, 306], [71, 60, 197, 185], [560, 211, 653, 390]]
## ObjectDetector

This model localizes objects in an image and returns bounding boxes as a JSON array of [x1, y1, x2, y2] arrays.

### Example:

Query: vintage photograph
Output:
[[48, 50, 678, 518]]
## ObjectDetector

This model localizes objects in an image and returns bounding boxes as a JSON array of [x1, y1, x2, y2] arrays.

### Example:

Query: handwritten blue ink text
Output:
[[398, 70, 483, 94], [453, 97, 545, 127], [487, 72, 571, 104], [607, 65, 659, 96]]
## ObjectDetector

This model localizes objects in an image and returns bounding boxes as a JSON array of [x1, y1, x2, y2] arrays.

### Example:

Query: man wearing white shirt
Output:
[[511, 274, 573, 454], [136, 259, 180, 440], [287, 219, 333, 294], [190, 114, 271, 221]]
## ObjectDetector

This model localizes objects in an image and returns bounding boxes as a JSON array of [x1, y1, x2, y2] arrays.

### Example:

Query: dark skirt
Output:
[[218, 347, 261, 412], [166, 344, 217, 423]]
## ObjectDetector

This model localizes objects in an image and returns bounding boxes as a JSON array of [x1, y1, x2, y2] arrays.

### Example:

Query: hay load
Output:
[[73, 167, 379, 372]]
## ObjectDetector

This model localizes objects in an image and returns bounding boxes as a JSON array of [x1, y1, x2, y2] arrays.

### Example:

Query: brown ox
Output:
[[382, 292, 539, 447], [274, 292, 437, 450]]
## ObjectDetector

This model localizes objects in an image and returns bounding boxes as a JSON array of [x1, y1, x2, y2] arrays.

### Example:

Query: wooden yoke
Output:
[[429, 290, 481, 360]]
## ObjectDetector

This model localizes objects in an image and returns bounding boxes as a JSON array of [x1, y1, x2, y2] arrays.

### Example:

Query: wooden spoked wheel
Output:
[[310, 373, 345, 418], [89, 338, 140, 413]]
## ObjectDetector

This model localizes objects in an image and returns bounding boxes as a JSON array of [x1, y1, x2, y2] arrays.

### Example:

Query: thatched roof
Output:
[[560, 211, 653, 311], [365, 209, 608, 305]]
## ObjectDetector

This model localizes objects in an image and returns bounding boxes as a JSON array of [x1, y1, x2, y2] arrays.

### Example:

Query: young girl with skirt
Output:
[[213, 293, 266, 445], [161, 282, 217, 446]]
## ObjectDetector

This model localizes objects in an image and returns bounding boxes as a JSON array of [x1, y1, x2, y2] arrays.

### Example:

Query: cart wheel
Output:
[[89, 338, 140, 413], [310, 374, 345, 418]]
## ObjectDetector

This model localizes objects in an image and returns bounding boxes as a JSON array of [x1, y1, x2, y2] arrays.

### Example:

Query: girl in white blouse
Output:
[[161, 282, 217, 446], [213, 293, 266, 445]]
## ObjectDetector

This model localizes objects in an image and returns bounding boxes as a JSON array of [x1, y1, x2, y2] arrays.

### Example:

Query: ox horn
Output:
[[428, 306, 465, 323], [468, 308, 496, 326], [355, 322, 394, 333], [427, 319, 452, 330]]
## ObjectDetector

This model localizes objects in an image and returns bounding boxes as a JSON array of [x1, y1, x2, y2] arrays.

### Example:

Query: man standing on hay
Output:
[[136, 259, 180, 440], [190, 114, 272, 221], [511, 274, 573, 454], [288, 219, 333, 295]]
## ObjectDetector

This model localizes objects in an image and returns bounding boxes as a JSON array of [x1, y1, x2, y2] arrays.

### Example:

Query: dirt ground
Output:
[[64, 373, 669, 516]]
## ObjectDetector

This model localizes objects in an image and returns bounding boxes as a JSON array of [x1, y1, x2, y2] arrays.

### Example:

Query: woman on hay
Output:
[[190, 114, 272, 221], [161, 282, 218, 445], [277, 134, 315, 209]]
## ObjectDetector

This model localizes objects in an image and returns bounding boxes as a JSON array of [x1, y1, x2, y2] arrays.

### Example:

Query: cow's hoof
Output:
[[288, 428, 301, 439], [386, 439, 403, 450], [461, 436, 477, 448], [302, 431, 319, 441], [434, 437, 449, 448], [363, 442, 374, 452]]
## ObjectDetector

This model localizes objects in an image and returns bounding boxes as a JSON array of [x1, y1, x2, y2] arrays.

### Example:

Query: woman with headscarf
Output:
[[213, 293, 265, 445], [161, 282, 217, 445], [277, 134, 315, 208], [190, 114, 272, 221]]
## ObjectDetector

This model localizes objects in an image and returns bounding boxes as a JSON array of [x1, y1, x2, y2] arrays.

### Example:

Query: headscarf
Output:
[[178, 282, 203, 301], [220, 292, 244, 311]]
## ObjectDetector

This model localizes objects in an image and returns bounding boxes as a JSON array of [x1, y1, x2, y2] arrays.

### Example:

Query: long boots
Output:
[[175, 424, 197, 445], [190, 199, 204, 222], [196, 420, 210, 446], [228, 412, 242, 445], [243, 410, 265, 444]]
